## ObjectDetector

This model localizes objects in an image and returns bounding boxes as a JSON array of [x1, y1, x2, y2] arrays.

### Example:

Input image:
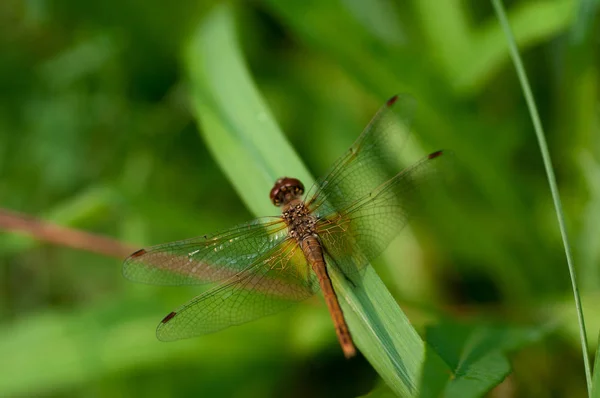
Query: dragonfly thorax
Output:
[[281, 202, 317, 241]]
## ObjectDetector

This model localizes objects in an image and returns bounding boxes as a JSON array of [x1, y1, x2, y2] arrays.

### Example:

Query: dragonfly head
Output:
[[270, 177, 304, 207]]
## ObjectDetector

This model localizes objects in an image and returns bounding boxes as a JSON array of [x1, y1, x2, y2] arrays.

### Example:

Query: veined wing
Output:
[[316, 151, 446, 275], [123, 217, 288, 286], [305, 94, 417, 217], [157, 238, 320, 340]]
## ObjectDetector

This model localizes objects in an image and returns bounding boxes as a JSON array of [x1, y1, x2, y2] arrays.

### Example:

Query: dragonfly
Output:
[[123, 94, 445, 358]]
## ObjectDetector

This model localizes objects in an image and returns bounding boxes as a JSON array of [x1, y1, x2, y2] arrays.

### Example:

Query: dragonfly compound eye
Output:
[[270, 177, 305, 206]]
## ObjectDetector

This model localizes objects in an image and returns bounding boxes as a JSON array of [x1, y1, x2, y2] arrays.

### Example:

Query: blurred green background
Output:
[[1, 0, 599, 397]]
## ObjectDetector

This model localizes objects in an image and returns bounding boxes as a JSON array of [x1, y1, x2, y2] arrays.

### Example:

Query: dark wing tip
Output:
[[161, 311, 177, 324], [386, 95, 399, 107], [122, 248, 147, 279], [428, 150, 444, 159], [129, 248, 147, 259]]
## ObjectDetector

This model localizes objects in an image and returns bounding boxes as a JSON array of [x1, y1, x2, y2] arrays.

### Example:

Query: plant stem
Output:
[[491, 0, 592, 395]]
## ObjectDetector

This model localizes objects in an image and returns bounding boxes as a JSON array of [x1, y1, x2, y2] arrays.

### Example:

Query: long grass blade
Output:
[[491, 0, 592, 394]]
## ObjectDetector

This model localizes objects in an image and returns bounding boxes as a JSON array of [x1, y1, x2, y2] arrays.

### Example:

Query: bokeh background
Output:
[[1, 0, 599, 397]]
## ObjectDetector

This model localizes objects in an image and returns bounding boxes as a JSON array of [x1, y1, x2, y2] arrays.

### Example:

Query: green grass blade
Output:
[[183, 3, 448, 396], [491, 0, 592, 394]]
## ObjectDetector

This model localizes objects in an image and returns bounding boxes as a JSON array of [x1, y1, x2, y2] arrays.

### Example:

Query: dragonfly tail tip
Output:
[[343, 345, 357, 359]]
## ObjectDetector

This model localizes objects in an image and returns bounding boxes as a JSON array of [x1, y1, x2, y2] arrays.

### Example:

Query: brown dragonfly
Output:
[[123, 94, 445, 358]]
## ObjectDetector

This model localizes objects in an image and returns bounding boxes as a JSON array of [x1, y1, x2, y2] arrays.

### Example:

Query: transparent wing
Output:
[[156, 238, 320, 340], [316, 151, 446, 275], [123, 217, 288, 286], [305, 94, 417, 217]]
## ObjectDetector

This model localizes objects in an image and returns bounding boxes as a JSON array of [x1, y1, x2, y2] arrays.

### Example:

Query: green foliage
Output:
[[0, 0, 598, 397], [422, 320, 551, 397]]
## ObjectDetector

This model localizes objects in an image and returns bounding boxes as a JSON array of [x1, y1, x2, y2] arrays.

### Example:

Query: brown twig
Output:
[[0, 208, 136, 259]]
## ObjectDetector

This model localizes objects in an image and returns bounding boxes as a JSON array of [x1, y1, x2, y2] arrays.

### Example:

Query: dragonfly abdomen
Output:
[[300, 236, 356, 358]]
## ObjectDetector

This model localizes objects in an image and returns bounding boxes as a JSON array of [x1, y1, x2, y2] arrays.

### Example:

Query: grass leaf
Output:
[[422, 320, 550, 398], [492, 0, 592, 394], [183, 3, 449, 396]]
